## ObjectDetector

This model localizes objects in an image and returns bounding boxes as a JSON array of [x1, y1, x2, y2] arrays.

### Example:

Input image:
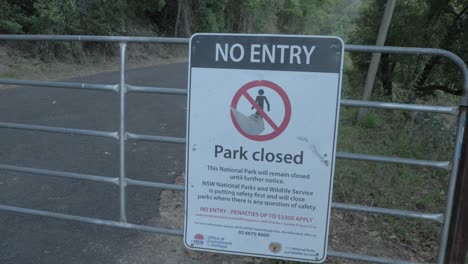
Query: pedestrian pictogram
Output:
[[252, 89, 270, 115], [230, 80, 291, 141]]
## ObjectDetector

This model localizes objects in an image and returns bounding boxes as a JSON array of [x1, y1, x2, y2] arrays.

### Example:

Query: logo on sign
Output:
[[269, 242, 282, 253], [230, 80, 291, 141], [193, 233, 205, 246]]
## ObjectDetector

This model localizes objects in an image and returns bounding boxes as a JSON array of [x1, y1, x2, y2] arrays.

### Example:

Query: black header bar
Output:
[[190, 34, 343, 73]]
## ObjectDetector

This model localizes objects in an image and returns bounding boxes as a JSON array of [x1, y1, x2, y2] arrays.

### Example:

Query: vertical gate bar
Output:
[[440, 56, 468, 263], [446, 121, 468, 263], [438, 108, 467, 263], [119, 42, 128, 223]]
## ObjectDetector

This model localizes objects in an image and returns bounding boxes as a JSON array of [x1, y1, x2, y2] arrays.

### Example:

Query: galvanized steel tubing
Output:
[[0, 164, 118, 185], [0, 78, 118, 91], [0, 34, 189, 44], [438, 108, 467, 263], [0, 122, 118, 139], [119, 42, 128, 223], [0, 204, 183, 236]]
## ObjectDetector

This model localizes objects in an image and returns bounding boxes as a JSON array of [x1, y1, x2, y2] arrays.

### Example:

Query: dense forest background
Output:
[[0, 0, 359, 38], [0, 0, 466, 100]]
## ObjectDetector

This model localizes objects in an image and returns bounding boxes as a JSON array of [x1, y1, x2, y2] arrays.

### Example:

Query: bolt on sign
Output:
[[185, 33, 344, 263]]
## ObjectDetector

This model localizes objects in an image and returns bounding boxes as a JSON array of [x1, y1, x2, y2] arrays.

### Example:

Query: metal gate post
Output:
[[444, 106, 468, 263], [119, 42, 128, 222], [441, 59, 468, 263]]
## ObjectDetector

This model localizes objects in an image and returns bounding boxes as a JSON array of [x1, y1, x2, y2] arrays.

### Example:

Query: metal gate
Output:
[[0, 35, 466, 264]]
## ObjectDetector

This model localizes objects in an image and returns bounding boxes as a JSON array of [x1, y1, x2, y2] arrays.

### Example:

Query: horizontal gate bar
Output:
[[0, 162, 446, 224], [328, 250, 418, 264], [0, 80, 457, 116], [1, 36, 461, 94], [123, 178, 444, 223], [341, 99, 458, 115], [0, 36, 465, 94], [126, 84, 458, 116], [126, 133, 450, 169], [0, 34, 189, 44], [127, 84, 459, 115], [345, 45, 467, 95], [127, 84, 187, 95], [0, 163, 185, 191], [0, 78, 118, 91], [337, 152, 451, 170], [126, 132, 186, 144], [332, 202, 444, 223], [0, 164, 118, 185], [0, 122, 119, 139], [0, 204, 183, 236], [126, 178, 185, 191]]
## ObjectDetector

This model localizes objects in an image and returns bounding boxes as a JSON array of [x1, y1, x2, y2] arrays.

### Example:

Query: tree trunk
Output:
[[182, 0, 191, 37], [225, 0, 242, 32], [357, 0, 396, 120], [174, 0, 182, 37], [380, 53, 395, 97], [412, 4, 467, 95], [413, 56, 441, 94]]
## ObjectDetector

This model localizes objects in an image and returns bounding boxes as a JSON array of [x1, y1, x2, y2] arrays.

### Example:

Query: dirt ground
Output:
[[117, 175, 437, 264]]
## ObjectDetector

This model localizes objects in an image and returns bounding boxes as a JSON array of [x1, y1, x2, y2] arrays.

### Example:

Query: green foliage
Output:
[[357, 111, 384, 129], [127, 0, 165, 16], [0, 0, 362, 60], [221, 0, 359, 37], [0, 0, 30, 33], [193, 0, 225, 33], [1, 0, 132, 60], [30, 0, 80, 34], [78, 0, 127, 36], [1, 0, 130, 36], [312, 0, 359, 37], [350, 0, 467, 101]]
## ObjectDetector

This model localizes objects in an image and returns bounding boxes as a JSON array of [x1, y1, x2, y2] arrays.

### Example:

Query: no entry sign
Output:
[[185, 33, 344, 263], [230, 80, 291, 141]]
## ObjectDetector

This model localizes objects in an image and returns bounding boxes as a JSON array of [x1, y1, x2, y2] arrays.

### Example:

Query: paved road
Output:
[[0, 63, 188, 264]]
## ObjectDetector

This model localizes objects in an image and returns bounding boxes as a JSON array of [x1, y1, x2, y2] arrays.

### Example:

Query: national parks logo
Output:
[[268, 242, 282, 253], [193, 233, 205, 246]]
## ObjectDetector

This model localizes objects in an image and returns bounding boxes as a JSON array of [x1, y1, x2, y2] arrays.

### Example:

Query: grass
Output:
[[336, 107, 453, 242], [275, 98, 458, 263], [336, 100, 457, 260]]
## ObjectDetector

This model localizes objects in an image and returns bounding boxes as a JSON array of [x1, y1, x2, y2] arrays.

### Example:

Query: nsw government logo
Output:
[[192, 233, 205, 246]]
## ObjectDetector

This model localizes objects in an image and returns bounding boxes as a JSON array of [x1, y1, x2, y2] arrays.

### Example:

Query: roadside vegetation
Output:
[[1, 0, 467, 262]]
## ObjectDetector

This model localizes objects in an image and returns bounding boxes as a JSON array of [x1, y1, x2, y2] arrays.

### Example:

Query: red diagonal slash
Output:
[[242, 91, 279, 130]]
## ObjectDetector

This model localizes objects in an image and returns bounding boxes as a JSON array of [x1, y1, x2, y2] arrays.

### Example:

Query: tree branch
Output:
[[454, 4, 468, 21], [416, 85, 462, 96]]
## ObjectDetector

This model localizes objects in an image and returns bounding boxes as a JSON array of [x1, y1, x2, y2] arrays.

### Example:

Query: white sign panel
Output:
[[185, 33, 344, 263]]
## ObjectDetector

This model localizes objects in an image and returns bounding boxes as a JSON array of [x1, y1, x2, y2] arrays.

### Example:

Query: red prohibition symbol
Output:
[[230, 80, 291, 141]]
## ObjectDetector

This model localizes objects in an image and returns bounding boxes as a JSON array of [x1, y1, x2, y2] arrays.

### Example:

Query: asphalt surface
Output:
[[0, 63, 188, 264]]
